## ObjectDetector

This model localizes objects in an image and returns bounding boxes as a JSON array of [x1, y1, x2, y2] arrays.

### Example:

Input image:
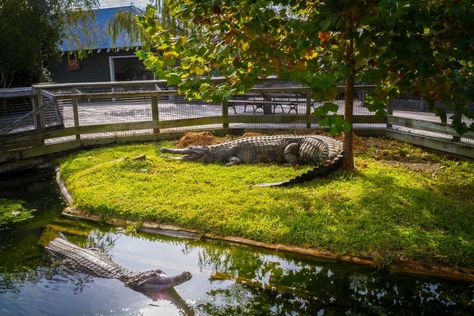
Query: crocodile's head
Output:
[[124, 270, 193, 291], [161, 146, 210, 161]]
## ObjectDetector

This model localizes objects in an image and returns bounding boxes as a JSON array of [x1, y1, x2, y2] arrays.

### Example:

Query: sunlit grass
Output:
[[59, 137, 474, 267]]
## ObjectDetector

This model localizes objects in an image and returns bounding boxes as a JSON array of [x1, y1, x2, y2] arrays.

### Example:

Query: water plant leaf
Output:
[[0, 199, 35, 229]]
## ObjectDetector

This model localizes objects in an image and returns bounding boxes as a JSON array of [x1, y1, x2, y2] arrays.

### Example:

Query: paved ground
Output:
[[2, 97, 472, 146], [57, 98, 375, 127]]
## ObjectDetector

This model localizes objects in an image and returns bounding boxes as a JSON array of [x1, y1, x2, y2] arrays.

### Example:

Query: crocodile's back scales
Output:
[[206, 135, 342, 164], [161, 134, 344, 187], [46, 235, 126, 278]]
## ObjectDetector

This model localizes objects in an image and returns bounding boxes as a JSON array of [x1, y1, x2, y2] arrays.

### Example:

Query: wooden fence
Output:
[[0, 79, 472, 173], [387, 116, 474, 158]]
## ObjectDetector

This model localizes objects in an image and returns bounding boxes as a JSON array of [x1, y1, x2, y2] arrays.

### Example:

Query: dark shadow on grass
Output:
[[252, 167, 474, 267], [334, 171, 473, 266]]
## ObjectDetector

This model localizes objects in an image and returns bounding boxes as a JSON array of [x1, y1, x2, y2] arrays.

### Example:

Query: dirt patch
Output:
[[175, 132, 222, 148], [354, 137, 447, 163], [388, 161, 443, 173], [241, 132, 265, 138]]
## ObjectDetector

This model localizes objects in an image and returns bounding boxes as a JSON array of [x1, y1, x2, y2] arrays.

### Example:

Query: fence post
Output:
[[360, 90, 366, 106], [305, 91, 312, 129], [222, 101, 229, 130], [151, 95, 160, 134], [72, 96, 80, 140], [31, 93, 38, 130], [30, 95, 37, 129], [35, 88, 46, 130], [386, 101, 394, 129]]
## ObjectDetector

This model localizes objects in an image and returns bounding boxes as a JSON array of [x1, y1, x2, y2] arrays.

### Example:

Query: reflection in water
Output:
[[49, 231, 195, 316], [0, 173, 473, 315], [190, 241, 473, 315], [86, 229, 119, 252], [1, 223, 473, 315], [143, 288, 195, 316], [139, 232, 474, 315], [47, 266, 195, 316]]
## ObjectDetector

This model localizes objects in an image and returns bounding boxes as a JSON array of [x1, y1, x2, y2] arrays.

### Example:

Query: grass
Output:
[[59, 137, 474, 267]]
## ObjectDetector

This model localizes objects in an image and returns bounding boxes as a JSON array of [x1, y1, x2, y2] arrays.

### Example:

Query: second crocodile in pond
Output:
[[161, 135, 343, 187], [46, 234, 192, 292]]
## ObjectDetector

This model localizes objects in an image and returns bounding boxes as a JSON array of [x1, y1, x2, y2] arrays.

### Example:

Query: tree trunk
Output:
[[343, 79, 354, 170], [1, 70, 15, 89], [342, 35, 355, 170]]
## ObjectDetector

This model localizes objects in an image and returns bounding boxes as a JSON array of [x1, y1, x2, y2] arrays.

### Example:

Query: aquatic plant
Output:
[[0, 198, 35, 229]]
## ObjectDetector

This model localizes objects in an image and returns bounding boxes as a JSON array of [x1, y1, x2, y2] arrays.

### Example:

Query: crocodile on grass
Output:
[[161, 135, 343, 187], [46, 234, 192, 291]]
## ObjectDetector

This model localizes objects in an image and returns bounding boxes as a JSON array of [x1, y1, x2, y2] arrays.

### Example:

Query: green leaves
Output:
[[313, 101, 339, 116], [365, 94, 388, 120], [166, 73, 181, 86], [364, 0, 474, 134], [135, 0, 473, 136], [313, 102, 350, 135], [320, 115, 351, 135]]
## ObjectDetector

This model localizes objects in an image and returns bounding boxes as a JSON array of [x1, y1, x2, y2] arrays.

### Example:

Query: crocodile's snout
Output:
[[181, 271, 193, 281], [161, 146, 208, 160]]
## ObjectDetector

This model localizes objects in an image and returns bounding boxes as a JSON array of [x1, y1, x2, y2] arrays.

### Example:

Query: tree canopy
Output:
[[0, 0, 98, 88], [136, 0, 474, 169]]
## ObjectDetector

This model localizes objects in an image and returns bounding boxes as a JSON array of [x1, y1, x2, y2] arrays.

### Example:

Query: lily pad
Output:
[[0, 198, 36, 229]]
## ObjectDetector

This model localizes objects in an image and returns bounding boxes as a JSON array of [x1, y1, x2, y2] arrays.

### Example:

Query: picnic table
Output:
[[228, 93, 309, 114]]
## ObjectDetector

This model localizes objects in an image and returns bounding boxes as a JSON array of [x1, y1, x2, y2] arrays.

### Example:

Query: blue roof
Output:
[[60, 6, 142, 52]]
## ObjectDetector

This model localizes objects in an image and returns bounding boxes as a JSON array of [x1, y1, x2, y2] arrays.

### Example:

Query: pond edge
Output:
[[56, 167, 474, 283]]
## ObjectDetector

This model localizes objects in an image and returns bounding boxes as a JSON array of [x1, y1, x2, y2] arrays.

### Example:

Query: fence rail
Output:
[[387, 116, 474, 140], [0, 79, 472, 172], [387, 116, 474, 158]]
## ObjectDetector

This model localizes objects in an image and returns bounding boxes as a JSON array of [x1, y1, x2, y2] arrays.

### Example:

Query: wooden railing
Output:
[[387, 116, 474, 158], [4, 81, 380, 136], [0, 80, 383, 171], [1, 79, 472, 172]]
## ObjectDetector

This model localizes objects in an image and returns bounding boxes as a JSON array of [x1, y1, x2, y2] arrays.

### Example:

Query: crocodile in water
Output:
[[46, 234, 192, 291]]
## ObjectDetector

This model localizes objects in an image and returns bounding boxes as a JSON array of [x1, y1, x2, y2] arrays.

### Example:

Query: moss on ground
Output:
[[59, 137, 474, 267]]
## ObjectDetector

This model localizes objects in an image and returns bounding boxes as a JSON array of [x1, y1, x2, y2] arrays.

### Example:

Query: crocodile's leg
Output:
[[224, 145, 241, 166], [283, 143, 300, 164], [225, 156, 241, 166]]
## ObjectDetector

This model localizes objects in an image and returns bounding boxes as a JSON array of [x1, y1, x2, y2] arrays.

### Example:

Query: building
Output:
[[51, 5, 153, 83]]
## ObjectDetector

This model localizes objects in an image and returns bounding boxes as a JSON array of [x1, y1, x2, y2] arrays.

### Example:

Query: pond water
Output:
[[0, 171, 473, 315]]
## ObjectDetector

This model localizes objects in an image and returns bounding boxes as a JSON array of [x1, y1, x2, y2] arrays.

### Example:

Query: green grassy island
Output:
[[59, 136, 474, 268]]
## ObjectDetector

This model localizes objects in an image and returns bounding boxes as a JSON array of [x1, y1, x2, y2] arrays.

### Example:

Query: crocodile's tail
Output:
[[253, 152, 344, 187]]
